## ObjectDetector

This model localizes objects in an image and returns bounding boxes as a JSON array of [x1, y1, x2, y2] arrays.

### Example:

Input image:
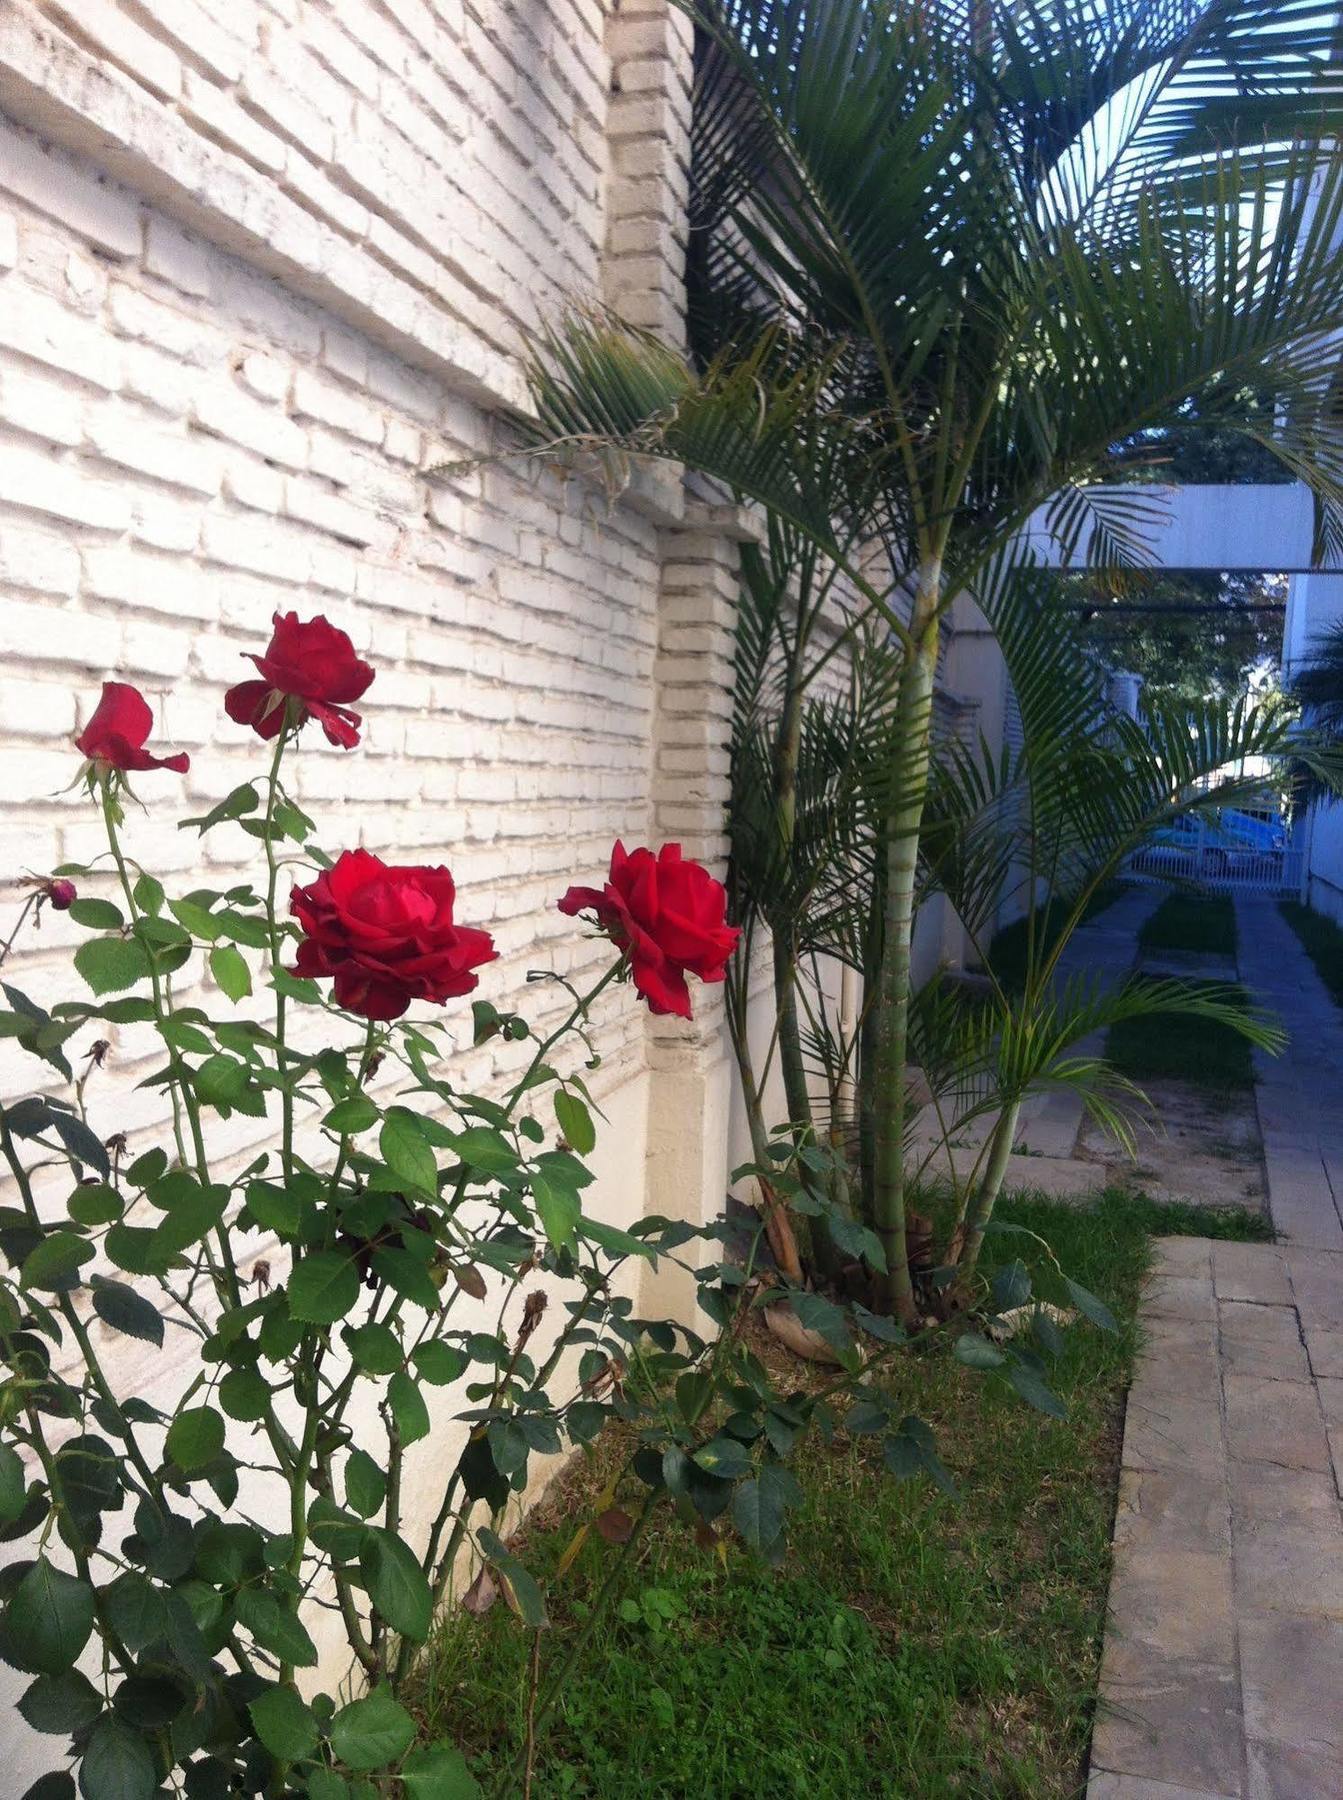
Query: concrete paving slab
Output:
[[1234, 1518, 1343, 1619], [1212, 1243, 1291, 1304], [1224, 1374, 1333, 1471]]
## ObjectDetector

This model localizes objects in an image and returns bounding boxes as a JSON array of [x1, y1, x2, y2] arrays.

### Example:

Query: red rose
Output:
[[47, 878, 77, 911], [75, 682, 189, 774], [290, 849, 496, 1021], [558, 842, 740, 1018], [225, 611, 374, 749]]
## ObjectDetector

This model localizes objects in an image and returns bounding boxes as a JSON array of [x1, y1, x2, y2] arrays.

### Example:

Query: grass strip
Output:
[[1279, 899, 1343, 1011], [1138, 892, 1237, 960], [413, 1189, 1267, 1799], [1105, 980, 1257, 1092]]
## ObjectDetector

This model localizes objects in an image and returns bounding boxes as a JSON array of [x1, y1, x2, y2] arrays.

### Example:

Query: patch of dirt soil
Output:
[[1076, 1078, 1266, 1212]]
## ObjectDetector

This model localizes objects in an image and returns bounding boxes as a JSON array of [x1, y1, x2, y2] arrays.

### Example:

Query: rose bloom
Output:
[[75, 682, 189, 774], [290, 850, 496, 1021], [225, 611, 374, 748], [558, 842, 740, 1018]]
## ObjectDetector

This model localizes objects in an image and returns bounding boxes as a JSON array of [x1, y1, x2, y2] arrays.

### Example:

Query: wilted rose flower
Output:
[[75, 682, 189, 775], [558, 842, 740, 1019], [290, 849, 496, 1020], [224, 611, 375, 749], [46, 878, 76, 911]]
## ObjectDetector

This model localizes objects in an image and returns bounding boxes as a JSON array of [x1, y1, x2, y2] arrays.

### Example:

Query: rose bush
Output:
[[0, 613, 1095, 1800]]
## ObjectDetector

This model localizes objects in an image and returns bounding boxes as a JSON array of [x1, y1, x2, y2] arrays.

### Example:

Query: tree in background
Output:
[[524, 0, 1343, 1320]]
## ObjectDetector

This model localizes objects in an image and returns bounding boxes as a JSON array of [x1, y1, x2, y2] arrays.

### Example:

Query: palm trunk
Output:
[[872, 561, 942, 1323], [954, 1097, 1021, 1277]]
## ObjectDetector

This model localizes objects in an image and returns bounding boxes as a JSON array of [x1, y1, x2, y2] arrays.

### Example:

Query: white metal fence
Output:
[[1124, 836, 1305, 896]]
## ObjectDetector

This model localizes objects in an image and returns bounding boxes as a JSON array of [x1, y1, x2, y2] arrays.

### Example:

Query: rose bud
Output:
[[47, 878, 77, 911], [76, 682, 189, 775]]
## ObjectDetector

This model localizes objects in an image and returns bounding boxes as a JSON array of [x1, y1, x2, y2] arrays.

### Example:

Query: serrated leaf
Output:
[[360, 1528, 433, 1641], [531, 1172, 579, 1250], [380, 1111, 438, 1196], [73, 937, 150, 997], [329, 1686, 416, 1772], [78, 1718, 156, 1800], [387, 1371, 429, 1446], [5, 1558, 95, 1674], [448, 1126, 517, 1173], [22, 1230, 94, 1292], [67, 898, 124, 931], [692, 1437, 752, 1480], [413, 1341, 466, 1385], [249, 1683, 318, 1761], [401, 1742, 483, 1799], [208, 944, 251, 1003], [235, 1587, 318, 1668], [325, 1096, 378, 1135], [91, 1278, 163, 1347], [0, 1443, 25, 1523], [553, 1089, 596, 1155], [344, 1450, 386, 1520], [287, 1250, 360, 1324], [165, 1405, 225, 1473], [18, 1668, 102, 1735]]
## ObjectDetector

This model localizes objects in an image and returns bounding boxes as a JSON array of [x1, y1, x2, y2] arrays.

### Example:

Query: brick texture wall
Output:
[[0, 1, 747, 1759]]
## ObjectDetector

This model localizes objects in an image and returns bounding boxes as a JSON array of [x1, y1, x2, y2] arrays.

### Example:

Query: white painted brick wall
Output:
[[0, 8, 732, 1774]]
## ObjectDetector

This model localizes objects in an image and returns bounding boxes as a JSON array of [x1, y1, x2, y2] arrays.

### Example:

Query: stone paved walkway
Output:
[[1237, 895, 1343, 1252], [1089, 896, 1343, 1798]]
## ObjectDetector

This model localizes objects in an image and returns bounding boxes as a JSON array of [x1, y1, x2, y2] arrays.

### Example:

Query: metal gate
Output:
[[1124, 827, 1304, 896]]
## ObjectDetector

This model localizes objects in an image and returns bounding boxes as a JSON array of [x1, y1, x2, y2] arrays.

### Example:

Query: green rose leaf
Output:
[[329, 1686, 416, 1772], [18, 1668, 103, 1735], [401, 1742, 483, 1799], [325, 1096, 378, 1135], [287, 1249, 361, 1324], [235, 1588, 319, 1668], [387, 1371, 430, 1446], [165, 1405, 225, 1473], [553, 1089, 596, 1155], [208, 944, 252, 1003], [343, 1321, 403, 1376], [380, 1110, 438, 1196], [73, 937, 150, 997], [0, 1442, 26, 1523], [412, 1341, 466, 1386], [360, 1527, 433, 1641], [21, 1230, 94, 1293], [531, 1172, 579, 1251], [344, 1449, 387, 1520], [66, 898, 124, 931], [91, 1277, 164, 1347], [249, 1683, 319, 1762], [77, 1717, 156, 1800], [6, 1558, 96, 1674]]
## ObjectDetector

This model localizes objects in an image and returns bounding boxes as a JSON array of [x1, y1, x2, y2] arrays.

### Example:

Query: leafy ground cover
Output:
[[1138, 891, 1238, 960], [1280, 899, 1343, 1009], [415, 1190, 1267, 1799]]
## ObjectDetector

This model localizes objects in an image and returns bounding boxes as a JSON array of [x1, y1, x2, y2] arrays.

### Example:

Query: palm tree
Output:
[[523, 0, 1343, 1320]]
